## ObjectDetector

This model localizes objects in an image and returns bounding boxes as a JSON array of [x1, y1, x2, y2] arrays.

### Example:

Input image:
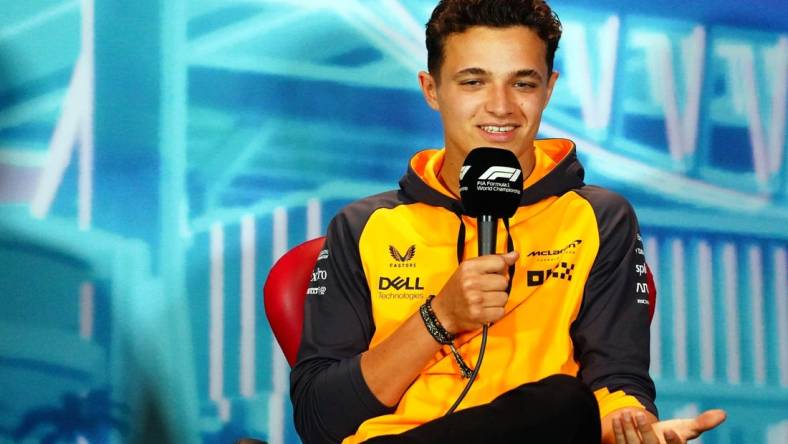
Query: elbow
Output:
[[290, 367, 343, 444]]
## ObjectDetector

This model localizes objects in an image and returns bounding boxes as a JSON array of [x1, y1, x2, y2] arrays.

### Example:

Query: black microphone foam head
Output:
[[459, 147, 523, 218]]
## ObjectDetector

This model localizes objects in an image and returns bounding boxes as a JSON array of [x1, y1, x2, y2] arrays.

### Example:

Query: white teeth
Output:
[[481, 125, 515, 133]]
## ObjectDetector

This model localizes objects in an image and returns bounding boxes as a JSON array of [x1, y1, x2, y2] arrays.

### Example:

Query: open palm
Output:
[[613, 409, 727, 444]]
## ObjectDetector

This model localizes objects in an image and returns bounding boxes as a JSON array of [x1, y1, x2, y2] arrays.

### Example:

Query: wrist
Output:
[[429, 295, 456, 334], [419, 295, 473, 378]]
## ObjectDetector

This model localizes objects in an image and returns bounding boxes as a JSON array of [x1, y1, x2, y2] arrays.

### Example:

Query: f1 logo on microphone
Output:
[[479, 166, 521, 181]]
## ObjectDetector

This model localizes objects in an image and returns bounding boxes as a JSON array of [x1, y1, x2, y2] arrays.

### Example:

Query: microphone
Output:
[[444, 147, 523, 416], [459, 147, 523, 256]]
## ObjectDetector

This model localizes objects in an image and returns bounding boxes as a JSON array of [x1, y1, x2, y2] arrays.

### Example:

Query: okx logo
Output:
[[527, 262, 575, 287], [379, 276, 424, 291], [479, 166, 522, 182]]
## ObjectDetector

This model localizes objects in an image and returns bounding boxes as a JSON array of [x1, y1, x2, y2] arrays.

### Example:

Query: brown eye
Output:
[[514, 81, 537, 89]]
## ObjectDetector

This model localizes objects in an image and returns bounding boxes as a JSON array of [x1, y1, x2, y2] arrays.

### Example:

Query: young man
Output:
[[291, 1, 726, 443]]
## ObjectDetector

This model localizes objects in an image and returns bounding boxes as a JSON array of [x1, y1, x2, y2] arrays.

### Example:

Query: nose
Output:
[[485, 83, 515, 116]]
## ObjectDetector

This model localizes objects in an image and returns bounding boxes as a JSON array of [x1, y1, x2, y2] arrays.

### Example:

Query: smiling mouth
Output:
[[480, 125, 516, 133]]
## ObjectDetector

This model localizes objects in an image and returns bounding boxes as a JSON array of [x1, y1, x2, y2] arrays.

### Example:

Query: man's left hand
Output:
[[610, 409, 727, 444]]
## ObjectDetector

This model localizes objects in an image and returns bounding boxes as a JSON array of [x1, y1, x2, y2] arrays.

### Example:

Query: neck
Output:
[[439, 147, 536, 198]]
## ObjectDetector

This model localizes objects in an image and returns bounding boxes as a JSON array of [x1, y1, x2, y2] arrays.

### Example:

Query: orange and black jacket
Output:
[[291, 139, 656, 444]]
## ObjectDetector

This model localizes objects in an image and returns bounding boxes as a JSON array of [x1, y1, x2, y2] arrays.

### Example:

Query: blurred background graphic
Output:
[[0, 0, 786, 443]]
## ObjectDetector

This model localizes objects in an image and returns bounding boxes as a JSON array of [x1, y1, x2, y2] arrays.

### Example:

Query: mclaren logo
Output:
[[527, 239, 583, 257], [389, 245, 415, 262], [479, 166, 522, 182]]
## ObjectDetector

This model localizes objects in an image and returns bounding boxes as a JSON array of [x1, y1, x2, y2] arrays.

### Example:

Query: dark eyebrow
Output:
[[514, 69, 544, 82], [452, 67, 544, 83], [452, 67, 488, 79]]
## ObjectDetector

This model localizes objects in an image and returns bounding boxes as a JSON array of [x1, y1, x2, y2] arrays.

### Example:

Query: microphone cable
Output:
[[444, 220, 514, 416], [444, 324, 488, 416]]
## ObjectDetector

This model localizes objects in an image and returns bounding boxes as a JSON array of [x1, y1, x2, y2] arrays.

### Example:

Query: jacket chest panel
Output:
[[361, 196, 600, 350]]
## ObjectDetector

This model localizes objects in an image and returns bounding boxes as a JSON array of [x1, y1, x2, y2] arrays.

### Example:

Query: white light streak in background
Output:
[[645, 236, 661, 378], [671, 238, 688, 381], [30, 57, 84, 219], [335, 0, 424, 73], [240, 214, 257, 397], [79, 281, 94, 340], [662, 26, 705, 161], [722, 243, 741, 384], [562, 16, 619, 130], [78, 0, 94, 230], [209, 223, 225, 404], [775, 247, 788, 388], [307, 198, 322, 239], [766, 419, 788, 444], [269, 207, 289, 444], [765, 37, 787, 175], [748, 245, 766, 385], [31, 0, 95, 225], [716, 37, 788, 187], [0, 1, 78, 42], [697, 241, 715, 383]]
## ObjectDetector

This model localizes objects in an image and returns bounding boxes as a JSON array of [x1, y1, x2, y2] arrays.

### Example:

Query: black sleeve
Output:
[[570, 186, 658, 417], [290, 211, 394, 444]]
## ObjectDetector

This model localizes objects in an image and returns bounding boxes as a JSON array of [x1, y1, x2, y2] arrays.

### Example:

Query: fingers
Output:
[[612, 412, 664, 444], [694, 409, 727, 432], [479, 305, 505, 324], [434, 251, 519, 332], [652, 409, 727, 441], [482, 291, 509, 307], [470, 291, 508, 324], [621, 412, 643, 443], [635, 412, 661, 444], [501, 250, 519, 265], [612, 416, 627, 443], [663, 429, 681, 444], [464, 251, 519, 274]]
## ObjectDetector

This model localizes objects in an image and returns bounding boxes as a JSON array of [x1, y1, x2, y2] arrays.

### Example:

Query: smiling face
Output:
[[418, 25, 558, 194]]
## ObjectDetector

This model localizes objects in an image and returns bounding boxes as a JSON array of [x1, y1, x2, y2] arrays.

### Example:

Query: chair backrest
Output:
[[263, 236, 656, 367], [646, 263, 657, 321], [263, 236, 326, 367]]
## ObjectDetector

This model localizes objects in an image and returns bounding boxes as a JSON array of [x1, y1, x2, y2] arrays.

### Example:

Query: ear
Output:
[[543, 70, 560, 109], [418, 71, 440, 111]]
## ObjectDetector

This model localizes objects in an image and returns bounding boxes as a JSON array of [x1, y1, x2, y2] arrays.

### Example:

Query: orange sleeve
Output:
[[594, 387, 647, 419]]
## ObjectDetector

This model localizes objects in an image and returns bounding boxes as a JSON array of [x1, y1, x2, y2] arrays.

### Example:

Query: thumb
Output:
[[695, 409, 727, 432], [502, 250, 519, 265]]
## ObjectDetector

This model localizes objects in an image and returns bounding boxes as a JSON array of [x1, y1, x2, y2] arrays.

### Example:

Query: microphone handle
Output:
[[477, 214, 497, 256]]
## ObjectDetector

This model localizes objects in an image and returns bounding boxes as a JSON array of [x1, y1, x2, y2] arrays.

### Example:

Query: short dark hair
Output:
[[426, 0, 562, 77]]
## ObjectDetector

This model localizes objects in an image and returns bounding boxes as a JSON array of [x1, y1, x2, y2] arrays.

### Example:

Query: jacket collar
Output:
[[398, 139, 586, 214]]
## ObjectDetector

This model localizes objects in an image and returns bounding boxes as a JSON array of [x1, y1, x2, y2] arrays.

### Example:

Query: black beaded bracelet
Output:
[[420, 295, 474, 378]]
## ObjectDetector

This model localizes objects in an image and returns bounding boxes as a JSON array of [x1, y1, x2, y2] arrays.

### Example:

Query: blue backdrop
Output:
[[0, 1, 786, 443]]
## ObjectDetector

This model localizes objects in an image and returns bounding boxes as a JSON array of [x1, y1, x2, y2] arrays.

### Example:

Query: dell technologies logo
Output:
[[378, 276, 425, 291]]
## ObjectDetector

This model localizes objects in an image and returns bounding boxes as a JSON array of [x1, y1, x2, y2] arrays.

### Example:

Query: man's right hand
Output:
[[431, 250, 519, 334], [360, 250, 519, 406]]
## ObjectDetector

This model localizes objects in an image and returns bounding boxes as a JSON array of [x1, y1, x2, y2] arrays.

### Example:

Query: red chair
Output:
[[264, 236, 326, 367], [263, 236, 657, 367]]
